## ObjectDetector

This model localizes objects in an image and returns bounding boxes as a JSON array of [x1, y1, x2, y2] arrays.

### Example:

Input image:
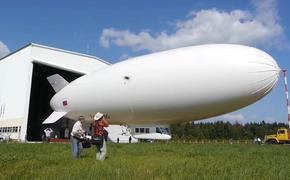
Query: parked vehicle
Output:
[[0, 133, 10, 142], [264, 128, 290, 144]]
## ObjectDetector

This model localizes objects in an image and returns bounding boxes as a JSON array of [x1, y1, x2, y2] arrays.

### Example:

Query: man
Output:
[[92, 112, 109, 161], [64, 127, 70, 139], [70, 116, 86, 159], [44, 127, 53, 143]]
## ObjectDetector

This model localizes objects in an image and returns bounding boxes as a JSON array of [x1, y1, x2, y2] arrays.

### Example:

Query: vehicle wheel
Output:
[[268, 139, 277, 144]]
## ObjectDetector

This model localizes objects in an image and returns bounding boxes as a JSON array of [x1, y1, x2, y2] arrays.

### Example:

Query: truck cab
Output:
[[265, 128, 290, 144]]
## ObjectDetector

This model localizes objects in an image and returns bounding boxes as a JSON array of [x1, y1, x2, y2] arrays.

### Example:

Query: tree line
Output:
[[171, 121, 289, 140]]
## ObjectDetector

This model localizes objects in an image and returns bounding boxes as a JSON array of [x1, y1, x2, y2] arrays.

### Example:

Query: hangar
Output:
[[0, 43, 109, 141]]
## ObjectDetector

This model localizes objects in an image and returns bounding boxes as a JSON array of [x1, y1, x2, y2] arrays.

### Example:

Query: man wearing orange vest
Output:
[[92, 112, 109, 161]]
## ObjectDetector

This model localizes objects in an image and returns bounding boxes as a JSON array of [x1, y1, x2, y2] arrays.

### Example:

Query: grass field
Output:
[[0, 142, 290, 180]]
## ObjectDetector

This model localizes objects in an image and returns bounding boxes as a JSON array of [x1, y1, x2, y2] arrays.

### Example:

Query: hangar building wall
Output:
[[0, 43, 109, 141], [0, 46, 32, 140]]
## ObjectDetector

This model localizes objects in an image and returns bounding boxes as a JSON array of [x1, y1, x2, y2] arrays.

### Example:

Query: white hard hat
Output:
[[94, 112, 104, 121]]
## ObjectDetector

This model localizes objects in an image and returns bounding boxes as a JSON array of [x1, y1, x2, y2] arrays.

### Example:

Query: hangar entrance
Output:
[[27, 63, 82, 141]]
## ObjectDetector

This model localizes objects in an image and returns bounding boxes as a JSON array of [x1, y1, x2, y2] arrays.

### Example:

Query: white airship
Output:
[[43, 44, 280, 140]]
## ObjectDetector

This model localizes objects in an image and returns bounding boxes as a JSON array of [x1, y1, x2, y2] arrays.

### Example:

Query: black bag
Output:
[[72, 132, 85, 141], [91, 136, 104, 145], [82, 140, 91, 148], [72, 135, 84, 141], [103, 130, 108, 141]]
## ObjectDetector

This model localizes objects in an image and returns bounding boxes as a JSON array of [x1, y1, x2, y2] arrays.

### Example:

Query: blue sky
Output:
[[1, 0, 290, 124]]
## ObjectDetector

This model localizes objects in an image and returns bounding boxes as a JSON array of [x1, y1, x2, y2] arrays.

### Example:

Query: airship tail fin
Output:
[[43, 111, 67, 124], [47, 74, 69, 92]]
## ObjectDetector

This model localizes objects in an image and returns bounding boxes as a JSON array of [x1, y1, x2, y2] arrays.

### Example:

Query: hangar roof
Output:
[[0, 43, 110, 74]]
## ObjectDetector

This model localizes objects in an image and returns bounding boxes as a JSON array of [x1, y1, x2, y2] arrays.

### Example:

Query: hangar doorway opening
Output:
[[27, 63, 82, 141]]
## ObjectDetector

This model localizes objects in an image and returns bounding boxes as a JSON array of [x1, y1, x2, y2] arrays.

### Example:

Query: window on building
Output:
[[12, 127, 17, 132]]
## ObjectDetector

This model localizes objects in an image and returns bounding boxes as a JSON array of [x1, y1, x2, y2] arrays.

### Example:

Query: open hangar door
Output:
[[27, 62, 82, 141]]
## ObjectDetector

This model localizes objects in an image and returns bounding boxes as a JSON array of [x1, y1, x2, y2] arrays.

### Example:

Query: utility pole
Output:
[[282, 70, 290, 129]]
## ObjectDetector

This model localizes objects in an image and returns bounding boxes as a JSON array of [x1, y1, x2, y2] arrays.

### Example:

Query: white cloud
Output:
[[0, 41, 10, 59], [196, 113, 283, 124], [196, 113, 246, 124], [222, 113, 245, 122], [263, 116, 276, 123], [100, 0, 283, 52], [119, 54, 131, 60]]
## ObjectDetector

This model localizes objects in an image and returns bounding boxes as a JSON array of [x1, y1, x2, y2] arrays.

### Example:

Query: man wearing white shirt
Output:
[[70, 116, 86, 159], [44, 127, 53, 143]]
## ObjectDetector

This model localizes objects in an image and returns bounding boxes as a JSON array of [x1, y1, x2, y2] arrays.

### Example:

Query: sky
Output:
[[0, 0, 290, 124]]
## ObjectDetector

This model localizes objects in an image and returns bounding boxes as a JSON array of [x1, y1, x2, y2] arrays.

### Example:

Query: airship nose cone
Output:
[[249, 53, 280, 97]]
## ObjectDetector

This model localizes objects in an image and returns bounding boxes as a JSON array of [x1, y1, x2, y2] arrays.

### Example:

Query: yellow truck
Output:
[[264, 128, 290, 144]]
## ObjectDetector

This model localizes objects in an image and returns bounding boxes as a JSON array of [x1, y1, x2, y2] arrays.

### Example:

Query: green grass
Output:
[[0, 142, 290, 180]]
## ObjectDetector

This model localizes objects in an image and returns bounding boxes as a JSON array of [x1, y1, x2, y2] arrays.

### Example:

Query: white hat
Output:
[[94, 112, 104, 121]]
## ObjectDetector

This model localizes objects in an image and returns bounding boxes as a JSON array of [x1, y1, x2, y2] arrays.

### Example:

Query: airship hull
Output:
[[49, 44, 280, 124]]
